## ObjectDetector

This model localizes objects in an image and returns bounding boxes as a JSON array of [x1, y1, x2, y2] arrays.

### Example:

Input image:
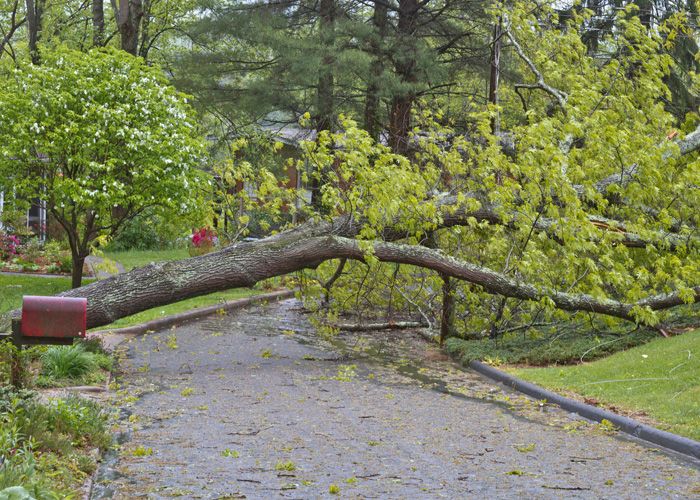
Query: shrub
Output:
[[0, 233, 20, 260], [40, 345, 95, 380]]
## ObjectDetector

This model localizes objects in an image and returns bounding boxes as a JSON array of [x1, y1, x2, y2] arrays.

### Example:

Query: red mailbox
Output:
[[21, 296, 87, 339]]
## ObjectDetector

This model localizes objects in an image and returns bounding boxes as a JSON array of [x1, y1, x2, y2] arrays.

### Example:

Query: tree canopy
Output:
[[0, 48, 205, 286]]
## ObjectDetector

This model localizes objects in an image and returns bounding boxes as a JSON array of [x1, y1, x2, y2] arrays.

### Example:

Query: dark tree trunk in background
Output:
[[364, 0, 388, 142], [25, 0, 43, 64], [118, 0, 143, 55], [311, 0, 335, 209], [138, 0, 151, 59], [389, 0, 419, 154], [93, 0, 105, 46], [439, 274, 455, 345], [71, 254, 86, 289], [488, 17, 502, 135]]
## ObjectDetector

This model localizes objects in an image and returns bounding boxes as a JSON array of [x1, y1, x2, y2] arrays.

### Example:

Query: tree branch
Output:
[[506, 30, 568, 110]]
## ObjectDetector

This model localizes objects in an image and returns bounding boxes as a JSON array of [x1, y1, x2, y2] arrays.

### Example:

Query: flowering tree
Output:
[[0, 48, 206, 287]]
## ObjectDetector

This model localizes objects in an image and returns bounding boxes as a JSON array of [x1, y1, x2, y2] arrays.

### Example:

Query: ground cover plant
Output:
[[510, 328, 700, 440], [0, 386, 111, 497], [36, 342, 113, 387]]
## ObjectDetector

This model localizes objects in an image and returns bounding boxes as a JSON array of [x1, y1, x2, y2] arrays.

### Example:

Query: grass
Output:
[[41, 344, 97, 379], [510, 328, 700, 440], [104, 248, 189, 271], [0, 274, 81, 315], [97, 287, 262, 330], [444, 328, 657, 366]]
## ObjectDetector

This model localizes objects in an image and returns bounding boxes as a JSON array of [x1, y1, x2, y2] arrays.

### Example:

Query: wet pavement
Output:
[[93, 299, 700, 499]]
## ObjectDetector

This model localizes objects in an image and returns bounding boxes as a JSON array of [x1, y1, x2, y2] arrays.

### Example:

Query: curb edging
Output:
[[88, 289, 295, 345], [469, 360, 700, 461]]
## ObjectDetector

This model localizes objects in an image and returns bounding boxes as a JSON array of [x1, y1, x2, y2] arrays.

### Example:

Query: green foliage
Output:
[[107, 209, 196, 251], [295, 2, 698, 335], [209, 137, 297, 242], [274, 460, 297, 471], [0, 387, 111, 496], [0, 47, 207, 285]]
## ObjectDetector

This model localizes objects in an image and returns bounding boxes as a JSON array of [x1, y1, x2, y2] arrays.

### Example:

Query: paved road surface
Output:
[[93, 299, 700, 499]]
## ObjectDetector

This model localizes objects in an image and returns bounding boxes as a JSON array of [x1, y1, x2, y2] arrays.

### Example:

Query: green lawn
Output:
[[511, 329, 700, 440], [104, 248, 190, 271], [1, 274, 85, 315], [97, 288, 261, 330]]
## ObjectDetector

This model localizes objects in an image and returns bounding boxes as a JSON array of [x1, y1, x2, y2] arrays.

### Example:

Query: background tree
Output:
[[0, 48, 205, 287]]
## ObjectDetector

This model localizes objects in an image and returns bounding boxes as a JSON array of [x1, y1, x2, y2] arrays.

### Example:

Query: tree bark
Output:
[[439, 273, 455, 345], [364, 0, 388, 141], [25, 0, 43, 64], [71, 254, 86, 289], [311, 0, 336, 209], [118, 0, 143, 55], [389, 0, 419, 154], [137, 0, 151, 59], [488, 17, 502, 135], [93, 0, 105, 47]]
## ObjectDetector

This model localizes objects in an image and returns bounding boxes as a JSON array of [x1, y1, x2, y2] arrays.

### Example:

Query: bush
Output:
[[0, 232, 20, 260], [40, 345, 95, 380], [108, 210, 195, 251]]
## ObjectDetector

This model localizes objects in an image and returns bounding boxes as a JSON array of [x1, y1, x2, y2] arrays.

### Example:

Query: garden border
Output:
[[469, 360, 700, 461]]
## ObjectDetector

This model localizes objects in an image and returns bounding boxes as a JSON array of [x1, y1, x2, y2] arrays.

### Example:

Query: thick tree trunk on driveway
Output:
[[48, 221, 697, 329]]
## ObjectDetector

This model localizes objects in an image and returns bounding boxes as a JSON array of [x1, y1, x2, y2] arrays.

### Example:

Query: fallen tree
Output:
[[48, 218, 696, 329], [3, 3, 697, 337]]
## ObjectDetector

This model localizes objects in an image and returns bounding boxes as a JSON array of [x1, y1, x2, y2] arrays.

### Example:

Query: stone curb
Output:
[[470, 360, 700, 461], [88, 289, 296, 347]]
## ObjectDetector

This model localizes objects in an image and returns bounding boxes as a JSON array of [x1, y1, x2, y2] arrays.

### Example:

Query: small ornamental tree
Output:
[[0, 48, 206, 287]]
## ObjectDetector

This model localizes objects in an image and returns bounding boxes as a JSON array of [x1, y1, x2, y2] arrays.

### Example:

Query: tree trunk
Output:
[[42, 219, 698, 330], [118, 0, 143, 55], [93, 0, 105, 47], [389, 0, 419, 154], [71, 253, 86, 289], [488, 18, 502, 135], [364, 0, 388, 141], [137, 0, 151, 59], [439, 274, 455, 345], [25, 0, 42, 64], [310, 0, 335, 209]]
